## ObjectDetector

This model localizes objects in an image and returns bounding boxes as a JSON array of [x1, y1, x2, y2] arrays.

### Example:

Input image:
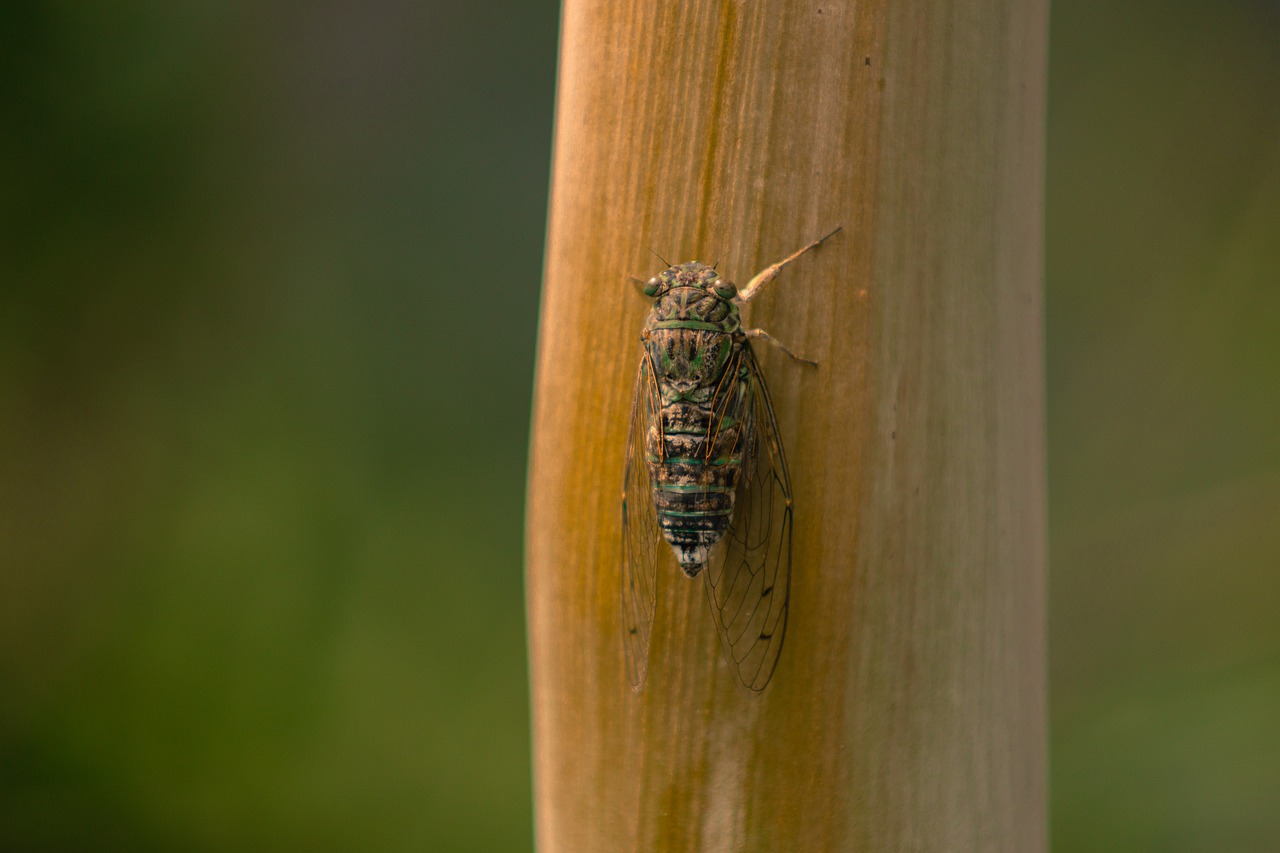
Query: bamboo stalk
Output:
[[527, 0, 1048, 849]]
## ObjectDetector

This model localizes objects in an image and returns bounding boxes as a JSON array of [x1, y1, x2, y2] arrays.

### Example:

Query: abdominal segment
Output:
[[644, 329, 750, 577]]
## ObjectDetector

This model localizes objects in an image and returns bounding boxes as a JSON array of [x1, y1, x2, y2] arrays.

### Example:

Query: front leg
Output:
[[734, 226, 841, 304]]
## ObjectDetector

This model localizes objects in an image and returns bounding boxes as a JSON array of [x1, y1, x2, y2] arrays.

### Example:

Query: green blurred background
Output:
[[1, 1, 1276, 850]]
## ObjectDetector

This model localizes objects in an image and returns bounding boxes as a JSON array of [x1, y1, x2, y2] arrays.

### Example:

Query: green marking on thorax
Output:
[[650, 319, 735, 332]]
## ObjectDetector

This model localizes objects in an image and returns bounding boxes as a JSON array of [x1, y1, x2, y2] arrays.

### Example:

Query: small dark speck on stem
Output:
[[865, 56, 871, 66]]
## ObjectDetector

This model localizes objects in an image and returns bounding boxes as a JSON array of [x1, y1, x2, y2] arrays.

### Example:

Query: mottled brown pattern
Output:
[[620, 234, 830, 696], [641, 272, 748, 576]]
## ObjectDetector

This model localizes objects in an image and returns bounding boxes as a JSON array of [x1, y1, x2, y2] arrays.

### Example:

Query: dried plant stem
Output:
[[527, 0, 1048, 849]]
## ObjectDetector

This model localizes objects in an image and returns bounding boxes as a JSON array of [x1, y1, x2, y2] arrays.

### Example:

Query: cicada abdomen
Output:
[[621, 227, 839, 692]]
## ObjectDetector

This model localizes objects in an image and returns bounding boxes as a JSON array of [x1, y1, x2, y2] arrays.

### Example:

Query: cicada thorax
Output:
[[642, 279, 749, 578]]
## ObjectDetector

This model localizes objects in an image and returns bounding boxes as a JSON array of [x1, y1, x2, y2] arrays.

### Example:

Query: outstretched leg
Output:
[[744, 328, 818, 367], [735, 226, 841, 304]]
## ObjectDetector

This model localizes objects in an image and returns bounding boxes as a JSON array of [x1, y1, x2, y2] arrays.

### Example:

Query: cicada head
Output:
[[647, 261, 736, 300]]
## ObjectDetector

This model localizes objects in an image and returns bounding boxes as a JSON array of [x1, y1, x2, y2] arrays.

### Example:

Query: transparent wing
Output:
[[703, 343, 794, 692], [621, 353, 663, 689]]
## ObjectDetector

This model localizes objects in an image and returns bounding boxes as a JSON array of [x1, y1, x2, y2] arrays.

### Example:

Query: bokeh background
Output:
[[1, 1, 1276, 850]]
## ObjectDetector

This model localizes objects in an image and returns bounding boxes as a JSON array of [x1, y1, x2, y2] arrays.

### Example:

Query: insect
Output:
[[621, 226, 840, 692]]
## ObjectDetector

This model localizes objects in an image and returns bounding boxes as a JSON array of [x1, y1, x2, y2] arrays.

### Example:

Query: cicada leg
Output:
[[733, 226, 841, 304], [743, 328, 817, 367]]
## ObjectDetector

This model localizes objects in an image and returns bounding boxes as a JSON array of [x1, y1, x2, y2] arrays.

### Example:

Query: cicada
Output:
[[621, 227, 839, 692]]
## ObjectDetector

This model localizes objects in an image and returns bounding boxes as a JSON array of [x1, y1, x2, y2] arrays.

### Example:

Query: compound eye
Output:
[[643, 277, 660, 296], [714, 281, 736, 298]]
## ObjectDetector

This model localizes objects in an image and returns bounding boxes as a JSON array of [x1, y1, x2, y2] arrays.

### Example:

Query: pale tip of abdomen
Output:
[[676, 545, 708, 578]]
